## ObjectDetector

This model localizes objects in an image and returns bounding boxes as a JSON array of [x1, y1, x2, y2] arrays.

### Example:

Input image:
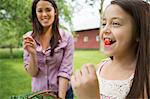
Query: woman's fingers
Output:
[[23, 35, 36, 47], [24, 42, 34, 49], [24, 41, 35, 49], [23, 35, 33, 40], [23, 35, 36, 55], [23, 35, 35, 44], [24, 39, 35, 46]]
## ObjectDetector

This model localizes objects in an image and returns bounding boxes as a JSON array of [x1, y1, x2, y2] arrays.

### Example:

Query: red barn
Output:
[[72, 11, 100, 49], [74, 28, 100, 49]]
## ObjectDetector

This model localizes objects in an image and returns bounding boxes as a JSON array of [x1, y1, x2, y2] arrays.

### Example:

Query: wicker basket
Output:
[[10, 90, 62, 99]]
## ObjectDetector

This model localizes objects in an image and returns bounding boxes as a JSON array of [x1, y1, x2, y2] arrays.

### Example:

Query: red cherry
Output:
[[104, 38, 111, 45]]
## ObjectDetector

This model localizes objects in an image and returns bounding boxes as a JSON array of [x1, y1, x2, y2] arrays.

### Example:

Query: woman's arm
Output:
[[23, 35, 38, 77], [57, 32, 74, 98], [58, 77, 69, 99], [25, 53, 38, 77]]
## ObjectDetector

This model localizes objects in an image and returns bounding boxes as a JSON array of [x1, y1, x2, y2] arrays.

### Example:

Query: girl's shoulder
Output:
[[96, 58, 111, 71]]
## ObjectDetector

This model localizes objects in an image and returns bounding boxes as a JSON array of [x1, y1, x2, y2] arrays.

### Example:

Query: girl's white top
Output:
[[96, 59, 134, 99]]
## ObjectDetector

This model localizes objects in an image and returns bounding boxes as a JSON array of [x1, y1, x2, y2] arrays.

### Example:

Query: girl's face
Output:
[[36, 0, 56, 28], [100, 4, 136, 57]]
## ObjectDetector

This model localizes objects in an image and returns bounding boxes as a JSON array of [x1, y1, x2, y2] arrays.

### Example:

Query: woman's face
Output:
[[100, 4, 136, 58], [36, 0, 56, 28]]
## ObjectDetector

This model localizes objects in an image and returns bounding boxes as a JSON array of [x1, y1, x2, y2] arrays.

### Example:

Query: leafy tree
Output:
[[0, 0, 32, 58]]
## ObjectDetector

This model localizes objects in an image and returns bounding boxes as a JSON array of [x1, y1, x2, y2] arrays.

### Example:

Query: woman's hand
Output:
[[71, 64, 100, 99], [23, 35, 38, 77], [23, 35, 36, 55]]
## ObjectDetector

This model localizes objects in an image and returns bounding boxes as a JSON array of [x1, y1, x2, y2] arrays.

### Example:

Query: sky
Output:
[[66, 0, 112, 31]]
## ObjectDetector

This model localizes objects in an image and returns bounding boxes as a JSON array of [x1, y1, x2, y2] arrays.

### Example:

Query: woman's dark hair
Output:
[[111, 0, 150, 98], [31, 0, 61, 56]]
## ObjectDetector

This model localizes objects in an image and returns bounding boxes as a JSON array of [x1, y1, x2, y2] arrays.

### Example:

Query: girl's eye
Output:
[[101, 23, 106, 27], [112, 22, 120, 26]]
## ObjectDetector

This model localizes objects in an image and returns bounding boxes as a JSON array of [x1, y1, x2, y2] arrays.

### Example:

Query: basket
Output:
[[10, 90, 62, 99]]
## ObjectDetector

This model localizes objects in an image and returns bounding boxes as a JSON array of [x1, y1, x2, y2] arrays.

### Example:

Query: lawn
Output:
[[0, 49, 106, 99], [0, 59, 31, 99], [73, 50, 107, 70]]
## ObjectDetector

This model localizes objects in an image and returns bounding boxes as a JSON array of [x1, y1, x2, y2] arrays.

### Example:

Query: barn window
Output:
[[83, 36, 88, 42]]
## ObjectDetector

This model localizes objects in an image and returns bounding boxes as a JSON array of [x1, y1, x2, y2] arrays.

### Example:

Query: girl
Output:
[[23, 0, 74, 99], [71, 0, 150, 98]]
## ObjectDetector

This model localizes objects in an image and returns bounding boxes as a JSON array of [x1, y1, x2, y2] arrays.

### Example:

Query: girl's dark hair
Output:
[[111, 0, 150, 98], [31, 0, 61, 56]]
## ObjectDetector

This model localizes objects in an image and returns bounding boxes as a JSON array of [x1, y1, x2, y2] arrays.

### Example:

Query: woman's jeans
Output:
[[65, 87, 74, 99]]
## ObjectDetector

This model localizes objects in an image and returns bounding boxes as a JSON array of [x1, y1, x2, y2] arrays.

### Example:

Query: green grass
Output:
[[0, 49, 106, 99], [74, 50, 107, 70], [0, 59, 31, 99]]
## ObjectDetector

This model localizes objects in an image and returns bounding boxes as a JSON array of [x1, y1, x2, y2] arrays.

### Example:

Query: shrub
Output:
[[0, 48, 23, 59]]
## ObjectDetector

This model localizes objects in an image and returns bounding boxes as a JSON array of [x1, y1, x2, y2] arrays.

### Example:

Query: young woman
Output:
[[23, 0, 74, 99], [71, 0, 150, 98]]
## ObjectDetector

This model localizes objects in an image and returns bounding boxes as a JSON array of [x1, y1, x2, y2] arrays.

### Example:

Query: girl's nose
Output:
[[103, 25, 111, 34]]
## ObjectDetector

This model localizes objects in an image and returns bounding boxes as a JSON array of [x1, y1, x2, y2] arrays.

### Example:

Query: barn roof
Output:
[[72, 14, 100, 32]]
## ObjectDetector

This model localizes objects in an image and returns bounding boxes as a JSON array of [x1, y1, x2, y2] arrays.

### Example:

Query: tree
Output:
[[0, 0, 33, 58]]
